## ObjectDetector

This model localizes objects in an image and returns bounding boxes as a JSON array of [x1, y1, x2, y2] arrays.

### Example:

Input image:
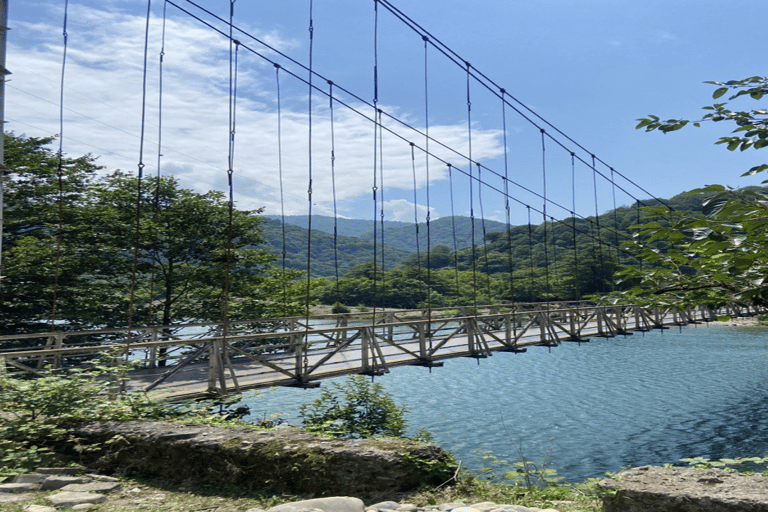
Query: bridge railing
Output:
[[0, 302, 759, 397]]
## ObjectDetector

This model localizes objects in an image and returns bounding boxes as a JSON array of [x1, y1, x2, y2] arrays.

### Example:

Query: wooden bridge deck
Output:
[[0, 302, 756, 401]]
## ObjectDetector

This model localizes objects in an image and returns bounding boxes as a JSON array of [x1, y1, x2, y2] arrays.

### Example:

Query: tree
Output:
[[0, 134, 107, 333], [90, 172, 302, 325], [608, 76, 768, 307], [0, 135, 302, 335]]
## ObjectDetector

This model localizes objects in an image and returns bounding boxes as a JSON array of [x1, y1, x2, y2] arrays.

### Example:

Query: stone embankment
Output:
[[598, 466, 768, 512]]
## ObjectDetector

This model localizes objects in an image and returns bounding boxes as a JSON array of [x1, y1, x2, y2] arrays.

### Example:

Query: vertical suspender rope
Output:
[[465, 62, 477, 309], [275, 64, 288, 308], [591, 154, 605, 292], [526, 205, 534, 301], [328, 80, 341, 303], [611, 167, 621, 265], [371, 0, 380, 320], [378, 108, 387, 304], [501, 89, 514, 304], [222, 0, 238, 341], [128, 0, 153, 333], [304, 0, 314, 338], [540, 130, 551, 301], [147, 0, 168, 327], [477, 163, 492, 302], [423, 35, 434, 346], [448, 164, 460, 297], [50, 0, 69, 329], [410, 143, 424, 305], [571, 153, 579, 300], [423, 35, 433, 341]]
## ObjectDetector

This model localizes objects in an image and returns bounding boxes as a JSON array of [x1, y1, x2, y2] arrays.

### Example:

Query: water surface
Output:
[[240, 324, 768, 482]]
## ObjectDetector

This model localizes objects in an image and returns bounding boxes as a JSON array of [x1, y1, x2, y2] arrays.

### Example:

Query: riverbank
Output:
[[0, 467, 602, 512]]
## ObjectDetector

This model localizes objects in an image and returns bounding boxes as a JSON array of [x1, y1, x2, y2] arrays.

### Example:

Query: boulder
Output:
[[598, 465, 768, 512]]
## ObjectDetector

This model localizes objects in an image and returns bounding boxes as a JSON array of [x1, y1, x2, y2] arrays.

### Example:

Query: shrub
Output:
[[299, 375, 406, 438]]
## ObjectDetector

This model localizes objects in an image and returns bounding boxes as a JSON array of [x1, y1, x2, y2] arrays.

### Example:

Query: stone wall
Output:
[[68, 421, 455, 496], [598, 466, 768, 512]]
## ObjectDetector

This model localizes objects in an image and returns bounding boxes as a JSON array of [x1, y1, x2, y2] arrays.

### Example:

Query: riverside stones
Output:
[[598, 465, 768, 512]]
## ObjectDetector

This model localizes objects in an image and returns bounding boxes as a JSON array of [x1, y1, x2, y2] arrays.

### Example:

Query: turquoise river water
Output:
[[240, 323, 768, 483]]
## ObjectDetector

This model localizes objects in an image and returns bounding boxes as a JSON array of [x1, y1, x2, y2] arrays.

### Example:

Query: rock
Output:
[[15, 474, 47, 484], [450, 508, 480, 512], [41, 475, 88, 490], [24, 505, 56, 512], [245, 509, 268, 512], [0, 492, 35, 504], [35, 467, 85, 475], [0, 482, 40, 492], [469, 502, 502, 511], [369, 501, 400, 510], [60, 481, 122, 493], [46, 491, 108, 507], [599, 465, 768, 512], [267, 497, 366, 512], [436, 503, 466, 510]]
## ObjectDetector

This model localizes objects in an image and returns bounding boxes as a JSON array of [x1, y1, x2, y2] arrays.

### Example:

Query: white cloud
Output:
[[383, 199, 438, 223], [8, 2, 505, 218]]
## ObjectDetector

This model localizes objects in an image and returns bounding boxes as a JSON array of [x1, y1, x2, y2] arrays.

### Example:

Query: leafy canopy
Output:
[[610, 76, 768, 307]]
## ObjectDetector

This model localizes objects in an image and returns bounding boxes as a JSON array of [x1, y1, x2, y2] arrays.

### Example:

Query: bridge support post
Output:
[[207, 339, 223, 394]]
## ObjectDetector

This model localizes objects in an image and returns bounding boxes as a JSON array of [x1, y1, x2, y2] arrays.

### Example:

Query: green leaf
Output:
[[712, 87, 729, 99]]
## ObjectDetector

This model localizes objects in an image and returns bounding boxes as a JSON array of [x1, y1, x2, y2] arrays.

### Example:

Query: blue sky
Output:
[[8, 0, 767, 225]]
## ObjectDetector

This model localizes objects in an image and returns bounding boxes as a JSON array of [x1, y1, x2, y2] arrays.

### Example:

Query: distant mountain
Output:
[[263, 215, 510, 253], [259, 218, 412, 277]]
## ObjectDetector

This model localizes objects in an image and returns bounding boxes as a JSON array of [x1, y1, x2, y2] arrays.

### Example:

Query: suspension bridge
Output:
[[1, 1, 752, 399], [0, 302, 759, 400]]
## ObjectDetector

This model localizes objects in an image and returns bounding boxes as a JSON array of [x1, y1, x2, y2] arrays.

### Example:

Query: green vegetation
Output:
[[298, 375, 407, 438], [605, 76, 768, 308], [0, 358, 246, 478], [1, 133, 303, 336]]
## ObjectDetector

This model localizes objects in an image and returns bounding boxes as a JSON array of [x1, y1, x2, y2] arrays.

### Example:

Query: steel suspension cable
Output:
[[171, 0, 643, 245], [374, 0, 669, 209]]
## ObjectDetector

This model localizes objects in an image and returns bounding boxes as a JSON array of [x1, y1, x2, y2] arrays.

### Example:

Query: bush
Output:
[[299, 375, 407, 438]]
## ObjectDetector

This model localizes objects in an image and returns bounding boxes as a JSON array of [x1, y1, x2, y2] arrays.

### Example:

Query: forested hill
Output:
[[260, 189, 722, 278], [260, 218, 413, 277], [264, 215, 509, 252]]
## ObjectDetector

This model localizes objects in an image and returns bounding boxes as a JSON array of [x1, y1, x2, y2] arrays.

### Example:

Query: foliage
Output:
[[298, 375, 407, 438], [605, 76, 768, 307], [0, 358, 248, 477], [476, 446, 564, 488], [0, 134, 303, 335]]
